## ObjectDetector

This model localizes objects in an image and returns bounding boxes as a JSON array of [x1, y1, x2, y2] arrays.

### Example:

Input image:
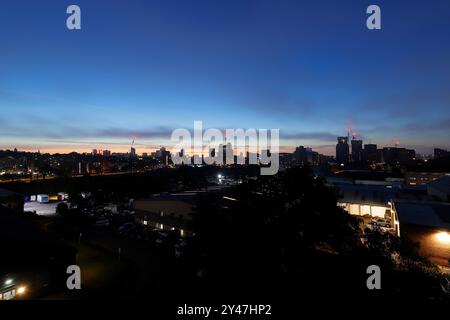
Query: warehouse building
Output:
[[133, 192, 197, 236], [392, 200, 450, 267]]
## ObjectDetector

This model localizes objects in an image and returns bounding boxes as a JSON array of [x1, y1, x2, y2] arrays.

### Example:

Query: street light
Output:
[[17, 286, 26, 295], [435, 231, 450, 244], [4, 279, 13, 286]]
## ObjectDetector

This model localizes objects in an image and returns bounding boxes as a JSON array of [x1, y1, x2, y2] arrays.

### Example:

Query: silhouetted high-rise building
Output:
[[382, 147, 416, 164], [362, 144, 378, 163], [434, 148, 449, 159], [158, 147, 166, 158], [336, 137, 349, 165], [294, 146, 307, 164], [220, 143, 233, 165], [157, 147, 170, 165], [407, 149, 416, 161], [294, 146, 319, 165], [351, 139, 363, 163]]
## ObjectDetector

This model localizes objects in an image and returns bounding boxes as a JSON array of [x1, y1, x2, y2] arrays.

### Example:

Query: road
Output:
[[0, 170, 152, 184]]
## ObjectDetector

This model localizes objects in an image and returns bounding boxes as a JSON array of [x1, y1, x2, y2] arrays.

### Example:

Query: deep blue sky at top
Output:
[[0, 0, 449, 154]]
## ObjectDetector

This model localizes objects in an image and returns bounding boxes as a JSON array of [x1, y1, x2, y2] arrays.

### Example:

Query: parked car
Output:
[[174, 239, 187, 258], [155, 230, 169, 244], [95, 219, 110, 227]]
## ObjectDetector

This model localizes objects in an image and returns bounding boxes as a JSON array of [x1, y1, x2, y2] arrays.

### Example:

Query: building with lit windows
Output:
[[392, 200, 450, 267], [335, 184, 400, 236], [133, 192, 197, 236], [405, 171, 446, 186]]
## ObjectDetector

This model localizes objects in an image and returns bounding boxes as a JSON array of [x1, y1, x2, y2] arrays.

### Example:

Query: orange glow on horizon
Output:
[[1, 144, 336, 156]]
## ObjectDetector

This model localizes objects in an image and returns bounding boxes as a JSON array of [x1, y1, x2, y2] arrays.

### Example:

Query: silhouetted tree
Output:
[[56, 202, 69, 215]]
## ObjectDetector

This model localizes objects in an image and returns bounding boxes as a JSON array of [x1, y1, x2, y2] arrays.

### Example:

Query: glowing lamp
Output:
[[435, 232, 450, 244], [17, 286, 27, 295]]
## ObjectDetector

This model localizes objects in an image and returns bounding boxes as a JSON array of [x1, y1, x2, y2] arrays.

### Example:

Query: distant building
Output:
[[157, 147, 170, 165], [336, 137, 350, 165], [130, 147, 136, 158], [405, 171, 446, 186], [102, 150, 111, 157], [382, 147, 415, 164], [434, 148, 449, 159], [158, 147, 166, 158], [351, 139, 363, 163], [427, 175, 450, 202], [407, 149, 416, 161], [294, 146, 319, 166], [362, 144, 378, 163], [218, 143, 233, 165], [133, 193, 197, 236]]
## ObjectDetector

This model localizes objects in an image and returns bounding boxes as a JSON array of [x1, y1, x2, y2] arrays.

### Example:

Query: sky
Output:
[[1, 0, 450, 155]]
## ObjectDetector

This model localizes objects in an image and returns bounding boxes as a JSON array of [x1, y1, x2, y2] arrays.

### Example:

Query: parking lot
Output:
[[24, 201, 66, 216], [80, 204, 189, 260]]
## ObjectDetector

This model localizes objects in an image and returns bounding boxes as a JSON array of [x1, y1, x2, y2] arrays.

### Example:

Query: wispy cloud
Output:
[[281, 131, 337, 141]]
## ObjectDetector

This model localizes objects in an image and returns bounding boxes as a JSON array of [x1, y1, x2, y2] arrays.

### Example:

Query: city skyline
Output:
[[1, 1, 450, 305], [2, 134, 445, 159], [1, 0, 450, 155]]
